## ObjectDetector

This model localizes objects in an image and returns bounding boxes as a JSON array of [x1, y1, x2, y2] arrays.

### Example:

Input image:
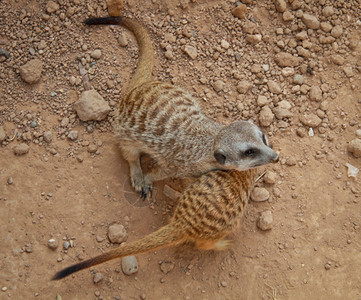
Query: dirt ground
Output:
[[1, 0, 361, 299]]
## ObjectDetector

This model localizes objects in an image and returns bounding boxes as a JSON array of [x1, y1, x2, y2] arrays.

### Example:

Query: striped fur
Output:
[[52, 168, 256, 280], [85, 16, 278, 196]]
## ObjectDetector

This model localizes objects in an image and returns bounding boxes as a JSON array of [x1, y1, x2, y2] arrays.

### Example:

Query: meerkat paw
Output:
[[131, 174, 153, 200], [212, 239, 233, 251]]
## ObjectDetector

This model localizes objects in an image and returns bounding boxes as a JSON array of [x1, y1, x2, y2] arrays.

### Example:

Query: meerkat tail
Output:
[[52, 224, 180, 280], [84, 16, 154, 91]]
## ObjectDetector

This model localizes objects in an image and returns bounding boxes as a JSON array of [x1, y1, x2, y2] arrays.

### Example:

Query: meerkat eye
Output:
[[262, 133, 268, 145], [244, 149, 257, 156]]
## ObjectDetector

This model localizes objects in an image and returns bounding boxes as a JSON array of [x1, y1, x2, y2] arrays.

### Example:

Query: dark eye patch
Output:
[[244, 148, 258, 157]]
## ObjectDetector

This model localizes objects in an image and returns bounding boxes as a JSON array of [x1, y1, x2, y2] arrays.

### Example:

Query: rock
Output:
[[347, 139, 361, 158], [88, 144, 98, 153], [267, 81, 282, 94], [286, 157, 297, 166], [232, 4, 247, 19], [259, 106, 274, 127], [93, 272, 104, 283], [13, 143, 29, 155], [0, 126, 6, 142], [343, 66, 353, 77], [355, 129, 361, 138], [293, 74, 304, 85], [212, 80, 225, 92], [295, 31, 308, 41], [46, 1, 60, 14], [274, 52, 301, 67], [263, 171, 277, 184], [322, 6, 334, 17], [257, 95, 268, 107], [67, 130, 78, 141], [237, 80, 252, 93], [183, 45, 197, 59], [43, 131, 52, 143], [107, 0, 123, 17], [63, 241, 70, 250], [246, 34, 262, 44], [220, 40, 230, 49], [91, 49, 102, 59], [257, 211, 273, 231], [160, 261, 175, 274], [281, 67, 295, 77], [251, 187, 270, 202], [20, 59, 43, 84], [108, 224, 127, 244], [121, 256, 138, 275], [47, 238, 58, 250], [320, 22, 333, 33], [73, 90, 111, 121], [283, 11, 294, 22], [273, 100, 292, 119], [331, 25, 343, 38], [164, 50, 174, 60], [274, 0, 286, 12], [331, 55, 345, 66], [61, 117, 69, 127], [299, 114, 322, 127], [309, 86, 322, 101], [301, 14, 319, 29], [118, 33, 128, 47], [7, 177, 13, 185]]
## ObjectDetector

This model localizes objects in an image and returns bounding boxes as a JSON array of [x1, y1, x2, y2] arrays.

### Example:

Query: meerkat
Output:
[[84, 16, 279, 198], [53, 168, 257, 280]]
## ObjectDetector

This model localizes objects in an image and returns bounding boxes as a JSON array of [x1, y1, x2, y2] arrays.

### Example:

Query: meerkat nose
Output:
[[272, 154, 279, 163]]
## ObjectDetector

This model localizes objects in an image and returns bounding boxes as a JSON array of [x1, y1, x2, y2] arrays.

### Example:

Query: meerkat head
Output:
[[213, 121, 279, 170]]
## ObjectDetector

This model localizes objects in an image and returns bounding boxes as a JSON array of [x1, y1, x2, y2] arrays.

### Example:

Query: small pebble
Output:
[[91, 49, 102, 59], [251, 187, 270, 202], [121, 256, 138, 275], [93, 272, 104, 284], [48, 238, 58, 250], [108, 224, 127, 244], [160, 261, 175, 274], [63, 241, 70, 250], [263, 171, 277, 184], [221, 281, 228, 287], [257, 210, 273, 231], [7, 177, 13, 185], [67, 130, 78, 141], [13, 143, 30, 155]]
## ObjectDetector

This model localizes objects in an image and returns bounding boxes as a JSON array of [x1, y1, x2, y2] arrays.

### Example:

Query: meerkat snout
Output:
[[213, 121, 278, 170]]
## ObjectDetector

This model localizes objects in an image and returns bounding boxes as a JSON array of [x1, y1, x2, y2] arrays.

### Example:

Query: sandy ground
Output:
[[0, 0, 360, 299]]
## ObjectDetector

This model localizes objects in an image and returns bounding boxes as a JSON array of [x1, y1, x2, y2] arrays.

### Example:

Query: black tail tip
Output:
[[52, 269, 70, 281], [84, 16, 122, 25]]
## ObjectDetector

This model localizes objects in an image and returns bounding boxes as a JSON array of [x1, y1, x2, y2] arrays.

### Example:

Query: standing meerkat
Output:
[[53, 168, 257, 280], [84, 16, 278, 197]]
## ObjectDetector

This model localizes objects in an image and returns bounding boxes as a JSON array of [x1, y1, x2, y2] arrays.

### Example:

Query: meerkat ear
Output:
[[214, 150, 226, 165]]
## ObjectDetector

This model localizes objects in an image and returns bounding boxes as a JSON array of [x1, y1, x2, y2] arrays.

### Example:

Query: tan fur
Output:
[[52, 168, 257, 280], [84, 15, 278, 197]]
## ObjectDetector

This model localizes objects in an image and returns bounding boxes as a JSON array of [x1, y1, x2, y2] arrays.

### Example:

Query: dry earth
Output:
[[1, 0, 361, 299]]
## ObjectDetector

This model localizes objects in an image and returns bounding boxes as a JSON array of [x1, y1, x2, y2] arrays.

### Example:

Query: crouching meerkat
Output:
[[84, 15, 278, 198]]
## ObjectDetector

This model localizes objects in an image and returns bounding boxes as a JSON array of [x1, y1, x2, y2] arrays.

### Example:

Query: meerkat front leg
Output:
[[121, 145, 151, 199]]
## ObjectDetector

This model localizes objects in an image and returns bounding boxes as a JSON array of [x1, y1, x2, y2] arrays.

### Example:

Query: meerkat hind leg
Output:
[[196, 238, 233, 251]]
